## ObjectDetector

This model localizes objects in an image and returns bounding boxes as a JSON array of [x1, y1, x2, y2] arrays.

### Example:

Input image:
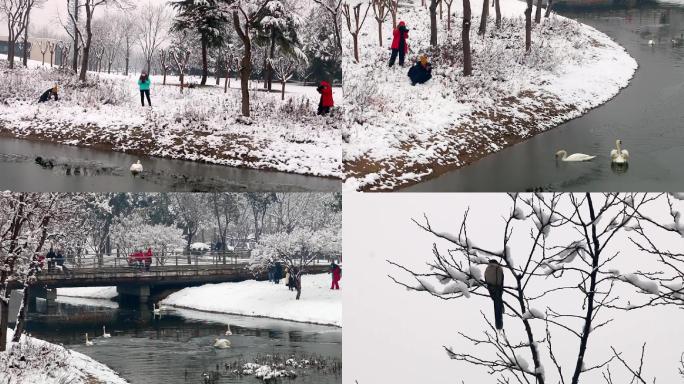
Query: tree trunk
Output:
[[163, 69, 167, 85], [463, 0, 472, 75], [447, 3, 452, 30], [267, 33, 275, 91], [281, 80, 286, 100], [124, 43, 130, 76], [378, 20, 384, 46], [0, 294, 9, 351], [23, 8, 31, 67], [429, 0, 438, 46], [72, 0, 79, 72], [224, 68, 229, 93], [525, 0, 533, 51], [179, 73, 185, 93], [535, 0, 543, 23], [11, 287, 30, 342], [79, 7, 92, 82], [495, 0, 501, 27], [571, 194, 601, 384], [353, 35, 359, 61], [200, 38, 208, 85], [8, 42, 16, 69], [545, 0, 553, 17], [478, 0, 489, 35]]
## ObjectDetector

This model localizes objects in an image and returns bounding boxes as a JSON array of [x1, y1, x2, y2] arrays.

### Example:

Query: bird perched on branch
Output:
[[485, 259, 505, 330]]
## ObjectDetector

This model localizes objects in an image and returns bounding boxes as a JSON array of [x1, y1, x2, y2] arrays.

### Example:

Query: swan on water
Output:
[[555, 150, 596, 162], [85, 333, 94, 346], [130, 160, 143, 175], [610, 139, 629, 164], [102, 326, 111, 338], [648, 39, 655, 45], [213, 338, 231, 349], [153, 303, 162, 315], [225, 325, 233, 336]]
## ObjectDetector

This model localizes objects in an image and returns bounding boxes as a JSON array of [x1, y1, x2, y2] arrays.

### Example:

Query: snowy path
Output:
[[161, 273, 342, 327], [2, 329, 128, 384], [342, 0, 637, 191]]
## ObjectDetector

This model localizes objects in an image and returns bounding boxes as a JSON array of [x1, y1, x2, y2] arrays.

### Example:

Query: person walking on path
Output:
[[317, 81, 334, 115], [38, 85, 59, 103], [138, 72, 152, 107], [389, 21, 410, 67], [330, 261, 341, 290]]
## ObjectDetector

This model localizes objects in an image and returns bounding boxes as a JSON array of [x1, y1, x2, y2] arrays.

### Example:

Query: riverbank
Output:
[[162, 273, 342, 327], [0, 56, 342, 179], [1, 329, 127, 384], [342, 0, 637, 191]]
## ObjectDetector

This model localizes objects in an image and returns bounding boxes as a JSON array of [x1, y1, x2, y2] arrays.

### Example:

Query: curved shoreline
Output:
[[342, 1, 638, 192]]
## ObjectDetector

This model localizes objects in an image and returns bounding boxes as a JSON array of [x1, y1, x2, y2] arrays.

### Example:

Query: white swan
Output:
[[85, 333, 94, 346], [153, 303, 161, 315], [610, 139, 629, 164], [213, 338, 231, 349], [130, 160, 143, 175], [102, 326, 111, 338], [224, 325, 233, 336], [555, 150, 596, 162], [648, 39, 655, 45]]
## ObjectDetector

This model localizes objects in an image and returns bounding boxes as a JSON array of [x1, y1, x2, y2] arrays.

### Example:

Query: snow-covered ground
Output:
[[342, 0, 637, 191], [57, 286, 118, 299], [162, 273, 341, 327], [1, 329, 127, 384], [0, 55, 342, 178]]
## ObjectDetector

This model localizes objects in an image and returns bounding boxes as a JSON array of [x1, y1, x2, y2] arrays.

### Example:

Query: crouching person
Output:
[[38, 85, 59, 103], [407, 55, 433, 86]]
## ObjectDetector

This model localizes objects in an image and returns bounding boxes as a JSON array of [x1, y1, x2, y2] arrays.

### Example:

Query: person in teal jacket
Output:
[[138, 72, 152, 107]]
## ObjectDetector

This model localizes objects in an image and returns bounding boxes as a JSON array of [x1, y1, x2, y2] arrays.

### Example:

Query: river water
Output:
[[407, 1, 684, 191], [25, 297, 341, 384], [0, 137, 340, 192]]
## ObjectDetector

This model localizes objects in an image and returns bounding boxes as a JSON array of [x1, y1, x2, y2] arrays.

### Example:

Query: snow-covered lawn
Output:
[[57, 286, 118, 299], [1, 329, 127, 384], [0, 56, 342, 178], [162, 273, 341, 327], [342, 0, 637, 191]]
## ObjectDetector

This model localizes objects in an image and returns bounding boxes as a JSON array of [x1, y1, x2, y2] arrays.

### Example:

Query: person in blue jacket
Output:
[[138, 72, 152, 107]]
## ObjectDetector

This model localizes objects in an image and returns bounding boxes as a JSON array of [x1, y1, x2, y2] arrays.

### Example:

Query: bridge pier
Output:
[[30, 287, 58, 310], [117, 285, 150, 304]]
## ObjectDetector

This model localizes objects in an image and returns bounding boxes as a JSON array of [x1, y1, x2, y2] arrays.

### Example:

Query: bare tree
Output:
[[39, 40, 48, 65], [428, 0, 441, 46], [171, 45, 191, 93], [1, 0, 29, 68], [269, 54, 305, 101], [389, 193, 682, 384], [371, 0, 389, 46], [231, 0, 276, 117], [21, 0, 45, 66], [48, 41, 55, 66], [494, 0, 501, 27], [136, 1, 171, 74], [545, 0, 553, 18], [67, 0, 133, 81], [158, 48, 170, 85], [313, 0, 343, 51], [387, 0, 398, 28], [342, 1, 371, 63], [93, 43, 104, 72], [444, 0, 454, 31]]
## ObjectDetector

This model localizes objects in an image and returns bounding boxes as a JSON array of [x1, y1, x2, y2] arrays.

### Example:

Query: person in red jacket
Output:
[[389, 21, 410, 67], [317, 80, 334, 115], [330, 261, 341, 290]]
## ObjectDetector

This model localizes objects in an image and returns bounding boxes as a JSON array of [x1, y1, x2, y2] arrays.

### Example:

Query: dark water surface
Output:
[[0, 137, 340, 192], [26, 298, 341, 384], [407, 2, 684, 191]]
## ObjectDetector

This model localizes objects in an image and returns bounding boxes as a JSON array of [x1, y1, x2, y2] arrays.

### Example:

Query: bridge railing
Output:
[[41, 250, 336, 274]]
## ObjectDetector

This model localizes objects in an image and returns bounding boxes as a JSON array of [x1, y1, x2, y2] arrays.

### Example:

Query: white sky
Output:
[[343, 193, 684, 384]]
